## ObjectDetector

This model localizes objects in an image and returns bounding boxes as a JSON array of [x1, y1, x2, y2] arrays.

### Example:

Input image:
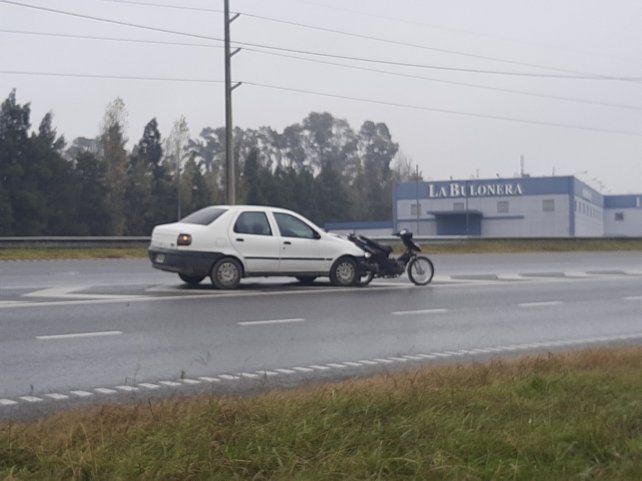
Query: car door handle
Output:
[[236, 238, 245, 242], [283, 241, 292, 245]]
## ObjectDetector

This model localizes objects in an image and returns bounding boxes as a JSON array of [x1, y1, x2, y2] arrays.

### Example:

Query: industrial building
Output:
[[327, 176, 642, 237]]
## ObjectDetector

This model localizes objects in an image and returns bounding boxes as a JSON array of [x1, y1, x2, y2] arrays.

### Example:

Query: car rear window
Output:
[[181, 207, 227, 225]]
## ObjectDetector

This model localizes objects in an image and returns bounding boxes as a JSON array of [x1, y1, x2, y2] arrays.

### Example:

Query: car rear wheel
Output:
[[330, 257, 358, 287], [178, 273, 205, 286], [210, 258, 242, 289]]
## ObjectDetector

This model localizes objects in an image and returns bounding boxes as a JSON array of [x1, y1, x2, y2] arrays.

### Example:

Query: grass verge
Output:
[[0, 248, 148, 261], [1, 347, 640, 480]]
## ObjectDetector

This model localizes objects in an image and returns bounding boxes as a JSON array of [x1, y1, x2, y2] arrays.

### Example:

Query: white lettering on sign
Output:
[[427, 182, 524, 199]]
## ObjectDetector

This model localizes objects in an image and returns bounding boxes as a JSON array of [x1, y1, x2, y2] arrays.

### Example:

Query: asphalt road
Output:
[[1, 251, 641, 417]]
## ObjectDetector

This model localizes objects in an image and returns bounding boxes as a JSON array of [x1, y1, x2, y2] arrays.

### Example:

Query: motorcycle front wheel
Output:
[[407, 256, 435, 286], [357, 271, 374, 287]]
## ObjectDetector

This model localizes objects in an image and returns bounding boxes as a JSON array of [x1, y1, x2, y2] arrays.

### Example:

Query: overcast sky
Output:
[[1, 0, 641, 193]]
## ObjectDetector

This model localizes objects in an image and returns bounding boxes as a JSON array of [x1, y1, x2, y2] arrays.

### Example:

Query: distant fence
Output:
[[0, 236, 640, 249]]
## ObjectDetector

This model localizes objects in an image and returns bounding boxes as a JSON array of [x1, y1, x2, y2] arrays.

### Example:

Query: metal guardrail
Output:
[[0, 236, 151, 248], [0, 236, 640, 249]]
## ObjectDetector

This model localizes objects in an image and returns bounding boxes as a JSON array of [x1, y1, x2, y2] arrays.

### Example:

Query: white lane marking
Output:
[[432, 352, 452, 358], [181, 378, 202, 384], [70, 390, 93, 397], [518, 301, 564, 308], [254, 371, 279, 377], [199, 376, 221, 383], [238, 318, 305, 326], [308, 365, 331, 371], [326, 363, 348, 369], [94, 387, 118, 394], [417, 354, 437, 359], [159, 380, 182, 387], [139, 383, 161, 389], [374, 358, 394, 364], [36, 331, 122, 340], [24, 286, 139, 300], [19, 396, 43, 403], [275, 368, 296, 374], [116, 385, 139, 392], [45, 393, 69, 401], [358, 360, 379, 365], [239, 373, 259, 379], [0, 399, 18, 406], [623, 296, 642, 301], [342, 361, 364, 367], [402, 355, 423, 360], [218, 374, 240, 380], [392, 308, 448, 316], [292, 366, 314, 372], [443, 351, 464, 356], [387, 357, 409, 362]]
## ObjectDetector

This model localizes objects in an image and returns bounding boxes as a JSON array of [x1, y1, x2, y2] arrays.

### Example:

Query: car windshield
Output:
[[181, 207, 227, 225]]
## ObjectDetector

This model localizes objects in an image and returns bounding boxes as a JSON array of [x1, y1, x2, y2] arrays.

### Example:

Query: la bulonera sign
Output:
[[427, 182, 525, 199]]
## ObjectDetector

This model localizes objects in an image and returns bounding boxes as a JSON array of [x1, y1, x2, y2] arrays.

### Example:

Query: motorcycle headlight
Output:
[[364, 252, 372, 259]]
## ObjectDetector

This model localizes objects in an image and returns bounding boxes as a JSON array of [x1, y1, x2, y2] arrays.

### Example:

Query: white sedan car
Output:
[[149, 205, 368, 289]]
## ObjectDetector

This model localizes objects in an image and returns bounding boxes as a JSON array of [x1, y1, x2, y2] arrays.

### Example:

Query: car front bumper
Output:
[[148, 247, 224, 277]]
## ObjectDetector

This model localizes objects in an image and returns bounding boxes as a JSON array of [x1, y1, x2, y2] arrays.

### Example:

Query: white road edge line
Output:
[[392, 308, 448, 316], [36, 330, 123, 340], [238, 318, 305, 326], [623, 296, 642, 301], [518, 301, 564, 308]]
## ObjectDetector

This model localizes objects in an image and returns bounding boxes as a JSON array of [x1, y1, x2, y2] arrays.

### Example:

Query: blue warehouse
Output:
[[392, 176, 642, 237]]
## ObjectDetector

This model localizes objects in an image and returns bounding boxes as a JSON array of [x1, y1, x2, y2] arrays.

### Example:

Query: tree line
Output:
[[0, 90, 419, 236]]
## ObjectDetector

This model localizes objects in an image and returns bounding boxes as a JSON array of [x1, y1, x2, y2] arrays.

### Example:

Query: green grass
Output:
[[1, 347, 640, 480], [1, 238, 641, 261]]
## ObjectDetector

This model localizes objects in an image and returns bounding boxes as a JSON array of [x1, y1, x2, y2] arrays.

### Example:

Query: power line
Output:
[[101, 0, 631, 81], [243, 80, 642, 137], [4, 29, 640, 112], [1, 0, 640, 81], [290, 0, 642, 67], [1, 69, 640, 137], [0, 28, 223, 49], [0, 69, 226, 84]]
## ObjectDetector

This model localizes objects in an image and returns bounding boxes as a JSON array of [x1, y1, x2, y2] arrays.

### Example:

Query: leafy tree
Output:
[[73, 150, 111, 235], [99, 98, 128, 234]]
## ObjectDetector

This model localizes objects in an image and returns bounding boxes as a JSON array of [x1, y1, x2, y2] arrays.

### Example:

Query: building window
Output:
[[453, 202, 465, 211], [410, 203, 419, 216], [615, 212, 624, 221], [497, 201, 509, 213], [543, 199, 555, 212]]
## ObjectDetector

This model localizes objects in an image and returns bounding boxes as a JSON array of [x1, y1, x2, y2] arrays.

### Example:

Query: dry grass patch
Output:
[[0, 248, 148, 261], [1, 347, 641, 480]]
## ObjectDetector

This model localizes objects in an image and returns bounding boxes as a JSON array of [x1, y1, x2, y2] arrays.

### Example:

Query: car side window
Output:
[[234, 212, 272, 236], [274, 213, 317, 239]]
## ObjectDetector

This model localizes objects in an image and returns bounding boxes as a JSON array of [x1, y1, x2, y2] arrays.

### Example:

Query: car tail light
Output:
[[177, 233, 192, 246]]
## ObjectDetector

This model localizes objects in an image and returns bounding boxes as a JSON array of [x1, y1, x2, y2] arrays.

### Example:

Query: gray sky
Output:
[[2, 0, 641, 193]]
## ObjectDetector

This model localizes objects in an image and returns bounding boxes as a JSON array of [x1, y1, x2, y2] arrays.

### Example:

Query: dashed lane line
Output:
[[623, 296, 642, 301], [2, 332, 641, 410], [36, 330, 123, 340], [392, 308, 448, 316], [238, 318, 306, 326], [518, 301, 564, 308]]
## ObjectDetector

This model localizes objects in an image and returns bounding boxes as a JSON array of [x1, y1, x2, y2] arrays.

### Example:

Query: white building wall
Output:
[[574, 198, 604, 237], [396, 194, 570, 237], [604, 208, 642, 236]]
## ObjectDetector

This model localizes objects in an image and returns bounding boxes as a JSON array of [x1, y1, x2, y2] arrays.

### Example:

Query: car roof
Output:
[[215, 205, 297, 214]]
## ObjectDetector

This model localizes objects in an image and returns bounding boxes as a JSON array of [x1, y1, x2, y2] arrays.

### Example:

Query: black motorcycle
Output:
[[348, 229, 435, 286]]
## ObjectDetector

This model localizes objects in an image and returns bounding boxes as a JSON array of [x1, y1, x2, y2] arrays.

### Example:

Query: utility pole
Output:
[[224, 0, 241, 205]]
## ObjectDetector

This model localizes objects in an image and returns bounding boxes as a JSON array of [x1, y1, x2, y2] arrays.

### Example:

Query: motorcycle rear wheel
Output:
[[407, 256, 434, 286]]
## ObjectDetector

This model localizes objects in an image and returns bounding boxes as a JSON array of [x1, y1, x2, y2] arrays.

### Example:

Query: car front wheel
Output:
[[330, 257, 358, 287], [210, 258, 242, 289]]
